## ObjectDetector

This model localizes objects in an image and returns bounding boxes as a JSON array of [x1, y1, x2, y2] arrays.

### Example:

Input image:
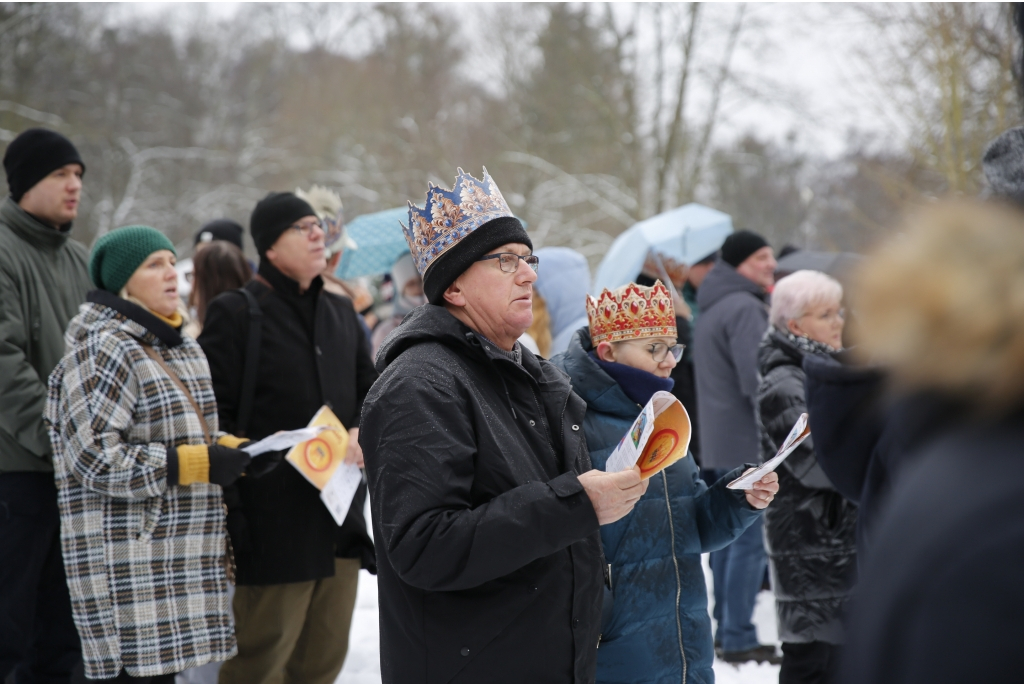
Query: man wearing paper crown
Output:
[[361, 168, 649, 683], [551, 280, 780, 683]]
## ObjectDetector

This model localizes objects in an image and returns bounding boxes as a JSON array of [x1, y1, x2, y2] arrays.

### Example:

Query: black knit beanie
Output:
[[250, 192, 317, 255], [423, 216, 533, 305], [721, 230, 770, 268], [3, 128, 85, 202], [195, 219, 244, 250]]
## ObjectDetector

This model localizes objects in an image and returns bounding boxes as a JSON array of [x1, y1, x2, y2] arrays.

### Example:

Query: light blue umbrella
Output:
[[592, 203, 733, 293], [335, 207, 410, 279]]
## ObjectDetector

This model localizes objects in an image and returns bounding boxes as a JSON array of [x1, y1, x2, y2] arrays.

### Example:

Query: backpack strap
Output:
[[235, 287, 262, 438], [135, 340, 212, 445]]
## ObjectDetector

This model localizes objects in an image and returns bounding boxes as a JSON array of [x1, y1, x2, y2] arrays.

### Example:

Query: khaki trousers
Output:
[[219, 558, 360, 684]]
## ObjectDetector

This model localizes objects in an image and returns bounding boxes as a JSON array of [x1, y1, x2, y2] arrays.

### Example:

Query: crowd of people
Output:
[[2, 120, 1024, 685]]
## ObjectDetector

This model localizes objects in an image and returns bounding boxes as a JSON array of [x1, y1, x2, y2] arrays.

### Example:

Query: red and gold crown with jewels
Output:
[[586, 280, 677, 345]]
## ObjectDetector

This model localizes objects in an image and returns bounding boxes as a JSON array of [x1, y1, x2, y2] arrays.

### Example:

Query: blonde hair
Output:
[[853, 199, 1024, 414], [770, 270, 843, 331], [527, 293, 552, 358]]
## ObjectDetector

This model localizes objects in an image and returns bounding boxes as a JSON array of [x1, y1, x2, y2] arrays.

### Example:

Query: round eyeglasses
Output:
[[619, 340, 685, 363], [476, 253, 540, 274]]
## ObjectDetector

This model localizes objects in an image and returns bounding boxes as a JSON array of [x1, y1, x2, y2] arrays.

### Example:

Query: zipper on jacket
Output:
[[662, 469, 688, 683]]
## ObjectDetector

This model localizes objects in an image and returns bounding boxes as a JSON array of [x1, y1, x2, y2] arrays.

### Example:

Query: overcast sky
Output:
[[110, 2, 891, 158]]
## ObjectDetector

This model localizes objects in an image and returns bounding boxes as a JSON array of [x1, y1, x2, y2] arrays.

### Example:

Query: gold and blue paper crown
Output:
[[402, 167, 514, 276]]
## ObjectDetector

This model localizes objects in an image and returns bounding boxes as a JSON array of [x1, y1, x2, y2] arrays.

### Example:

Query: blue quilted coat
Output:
[[552, 328, 761, 683]]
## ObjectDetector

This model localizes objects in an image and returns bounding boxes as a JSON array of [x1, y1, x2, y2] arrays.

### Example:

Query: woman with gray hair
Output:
[[756, 269, 858, 683]]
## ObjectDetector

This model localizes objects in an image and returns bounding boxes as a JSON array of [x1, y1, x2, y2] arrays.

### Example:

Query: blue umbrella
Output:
[[335, 207, 410, 279], [592, 203, 733, 293]]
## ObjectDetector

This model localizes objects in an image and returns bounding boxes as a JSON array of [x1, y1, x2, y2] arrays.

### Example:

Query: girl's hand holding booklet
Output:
[[726, 413, 810, 490]]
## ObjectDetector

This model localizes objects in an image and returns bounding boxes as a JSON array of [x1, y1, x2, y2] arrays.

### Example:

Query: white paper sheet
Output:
[[726, 413, 810, 490], [242, 426, 337, 457], [320, 463, 363, 525]]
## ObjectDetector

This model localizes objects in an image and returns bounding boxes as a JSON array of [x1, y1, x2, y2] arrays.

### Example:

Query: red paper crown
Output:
[[587, 280, 677, 345]]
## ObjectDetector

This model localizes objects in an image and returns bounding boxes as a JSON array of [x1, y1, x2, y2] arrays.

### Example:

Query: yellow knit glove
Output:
[[217, 434, 249, 449], [176, 444, 210, 485]]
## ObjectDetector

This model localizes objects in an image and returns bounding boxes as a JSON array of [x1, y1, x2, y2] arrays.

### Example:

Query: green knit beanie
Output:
[[89, 225, 177, 294]]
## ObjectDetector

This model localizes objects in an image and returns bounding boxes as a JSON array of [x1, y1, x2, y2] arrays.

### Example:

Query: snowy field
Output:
[[334, 555, 781, 684]]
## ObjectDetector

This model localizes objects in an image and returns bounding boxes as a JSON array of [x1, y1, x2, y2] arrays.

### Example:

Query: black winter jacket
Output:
[[841, 410, 1024, 682], [802, 354, 959, 552], [757, 330, 857, 644], [198, 261, 377, 585], [361, 305, 604, 684]]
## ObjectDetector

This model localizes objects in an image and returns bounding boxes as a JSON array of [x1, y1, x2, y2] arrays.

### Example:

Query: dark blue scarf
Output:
[[589, 352, 675, 406]]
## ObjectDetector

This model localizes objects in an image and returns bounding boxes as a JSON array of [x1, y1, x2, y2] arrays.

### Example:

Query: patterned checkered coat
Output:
[[45, 301, 237, 679]]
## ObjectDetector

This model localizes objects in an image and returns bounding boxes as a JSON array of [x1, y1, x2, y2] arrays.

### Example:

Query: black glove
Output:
[[247, 449, 285, 479], [208, 444, 252, 487]]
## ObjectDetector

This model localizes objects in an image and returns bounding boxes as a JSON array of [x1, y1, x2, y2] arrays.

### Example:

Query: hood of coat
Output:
[[67, 290, 183, 349], [533, 247, 590, 341], [376, 304, 478, 372], [552, 327, 639, 420], [696, 259, 768, 313]]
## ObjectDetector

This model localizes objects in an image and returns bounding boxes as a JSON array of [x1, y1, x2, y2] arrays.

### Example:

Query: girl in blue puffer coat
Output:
[[552, 280, 776, 683]]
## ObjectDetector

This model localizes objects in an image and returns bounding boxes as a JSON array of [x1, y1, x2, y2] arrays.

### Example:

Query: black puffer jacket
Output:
[[756, 328, 857, 644], [361, 305, 603, 684]]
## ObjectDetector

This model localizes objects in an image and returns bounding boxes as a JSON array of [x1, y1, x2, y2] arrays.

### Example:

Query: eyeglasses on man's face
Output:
[[619, 340, 685, 363], [476, 252, 540, 274], [287, 219, 324, 237]]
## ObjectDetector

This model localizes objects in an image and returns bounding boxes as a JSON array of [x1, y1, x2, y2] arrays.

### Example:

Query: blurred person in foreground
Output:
[[693, 229, 779, 664], [370, 252, 424, 357], [527, 246, 590, 358], [757, 270, 857, 683], [361, 168, 647, 683], [551, 280, 777, 683], [46, 226, 276, 682], [802, 125, 1024, 553], [183, 240, 252, 338], [0, 128, 90, 682], [841, 199, 1024, 682], [200, 192, 377, 684]]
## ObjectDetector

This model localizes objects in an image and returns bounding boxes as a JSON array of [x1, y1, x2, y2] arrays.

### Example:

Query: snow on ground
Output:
[[334, 555, 780, 684], [335, 571, 382, 684]]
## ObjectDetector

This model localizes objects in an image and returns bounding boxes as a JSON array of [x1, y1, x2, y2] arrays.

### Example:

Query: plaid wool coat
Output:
[[45, 297, 237, 679]]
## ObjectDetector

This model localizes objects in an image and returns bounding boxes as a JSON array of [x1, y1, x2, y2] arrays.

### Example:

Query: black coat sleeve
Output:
[[197, 291, 248, 436], [361, 373, 600, 593], [802, 354, 886, 504], [760, 366, 835, 491]]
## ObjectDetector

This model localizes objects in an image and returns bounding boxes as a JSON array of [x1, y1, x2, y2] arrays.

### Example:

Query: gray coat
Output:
[[0, 197, 91, 473], [693, 261, 769, 470]]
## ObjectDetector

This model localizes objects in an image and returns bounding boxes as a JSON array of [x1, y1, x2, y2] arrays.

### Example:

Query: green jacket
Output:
[[0, 197, 91, 473]]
